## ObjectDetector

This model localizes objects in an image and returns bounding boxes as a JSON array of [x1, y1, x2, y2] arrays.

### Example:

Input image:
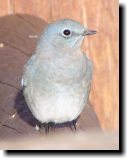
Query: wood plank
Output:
[[0, 0, 10, 17], [10, 0, 52, 22], [83, 0, 119, 130]]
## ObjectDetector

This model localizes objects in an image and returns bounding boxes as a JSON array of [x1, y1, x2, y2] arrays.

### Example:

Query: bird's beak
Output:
[[82, 29, 97, 36]]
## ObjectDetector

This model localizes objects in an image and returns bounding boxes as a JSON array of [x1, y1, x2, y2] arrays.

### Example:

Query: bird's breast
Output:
[[33, 53, 87, 86]]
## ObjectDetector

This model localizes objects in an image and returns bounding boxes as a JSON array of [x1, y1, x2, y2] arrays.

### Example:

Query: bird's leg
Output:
[[39, 123, 45, 134], [42, 122, 55, 134], [43, 123, 49, 134], [72, 119, 77, 131], [40, 123, 44, 130]]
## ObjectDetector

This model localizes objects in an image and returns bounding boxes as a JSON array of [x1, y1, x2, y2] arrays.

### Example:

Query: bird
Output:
[[21, 19, 96, 133]]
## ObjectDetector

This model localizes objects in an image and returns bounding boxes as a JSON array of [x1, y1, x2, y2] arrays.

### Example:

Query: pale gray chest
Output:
[[32, 54, 87, 89]]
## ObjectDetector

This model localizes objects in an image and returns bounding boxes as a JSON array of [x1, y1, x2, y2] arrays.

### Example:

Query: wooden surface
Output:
[[0, 131, 118, 150], [0, 0, 119, 131]]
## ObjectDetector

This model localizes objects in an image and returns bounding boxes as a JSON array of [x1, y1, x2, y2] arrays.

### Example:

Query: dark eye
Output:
[[63, 29, 71, 36]]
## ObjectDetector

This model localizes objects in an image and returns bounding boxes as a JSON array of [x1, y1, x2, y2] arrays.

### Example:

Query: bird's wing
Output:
[[21, 54, 36, 88], [84, 53, 93, 97]]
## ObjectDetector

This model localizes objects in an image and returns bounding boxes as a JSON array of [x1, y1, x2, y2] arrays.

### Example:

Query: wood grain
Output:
[[0, 0, 119, 130]]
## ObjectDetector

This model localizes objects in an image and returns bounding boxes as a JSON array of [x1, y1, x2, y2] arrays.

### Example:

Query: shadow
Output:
[[14, 90, 40, 127], [119, 4, 125, 154]]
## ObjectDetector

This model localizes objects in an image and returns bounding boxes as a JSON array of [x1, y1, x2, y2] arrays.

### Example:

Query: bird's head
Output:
[[39, 19, 96, 52]]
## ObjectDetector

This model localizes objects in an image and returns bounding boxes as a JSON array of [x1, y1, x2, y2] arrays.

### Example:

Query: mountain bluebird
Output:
[[22, 19, 96, 133]]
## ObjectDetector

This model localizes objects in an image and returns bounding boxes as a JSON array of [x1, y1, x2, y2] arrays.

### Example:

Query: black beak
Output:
[[82, 30, 97, 36]]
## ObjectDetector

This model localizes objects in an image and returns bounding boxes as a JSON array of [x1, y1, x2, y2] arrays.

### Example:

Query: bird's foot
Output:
[[72, 119, 77, 131], [70, 119, 78, 132], [40, 122, 54, 134]]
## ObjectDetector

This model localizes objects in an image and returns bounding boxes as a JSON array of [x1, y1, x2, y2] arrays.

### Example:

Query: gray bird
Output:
[[21, 19, 96, 133]]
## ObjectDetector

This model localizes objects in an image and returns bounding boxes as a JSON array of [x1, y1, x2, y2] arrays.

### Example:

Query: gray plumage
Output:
[[22, 19, 96, 124]]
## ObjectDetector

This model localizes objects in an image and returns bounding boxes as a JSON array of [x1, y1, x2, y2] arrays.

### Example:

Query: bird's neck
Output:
[[36, 37, 83, 60]]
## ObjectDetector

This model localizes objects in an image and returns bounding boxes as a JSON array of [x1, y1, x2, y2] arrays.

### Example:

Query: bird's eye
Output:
[[63, 29, 71, 36]]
